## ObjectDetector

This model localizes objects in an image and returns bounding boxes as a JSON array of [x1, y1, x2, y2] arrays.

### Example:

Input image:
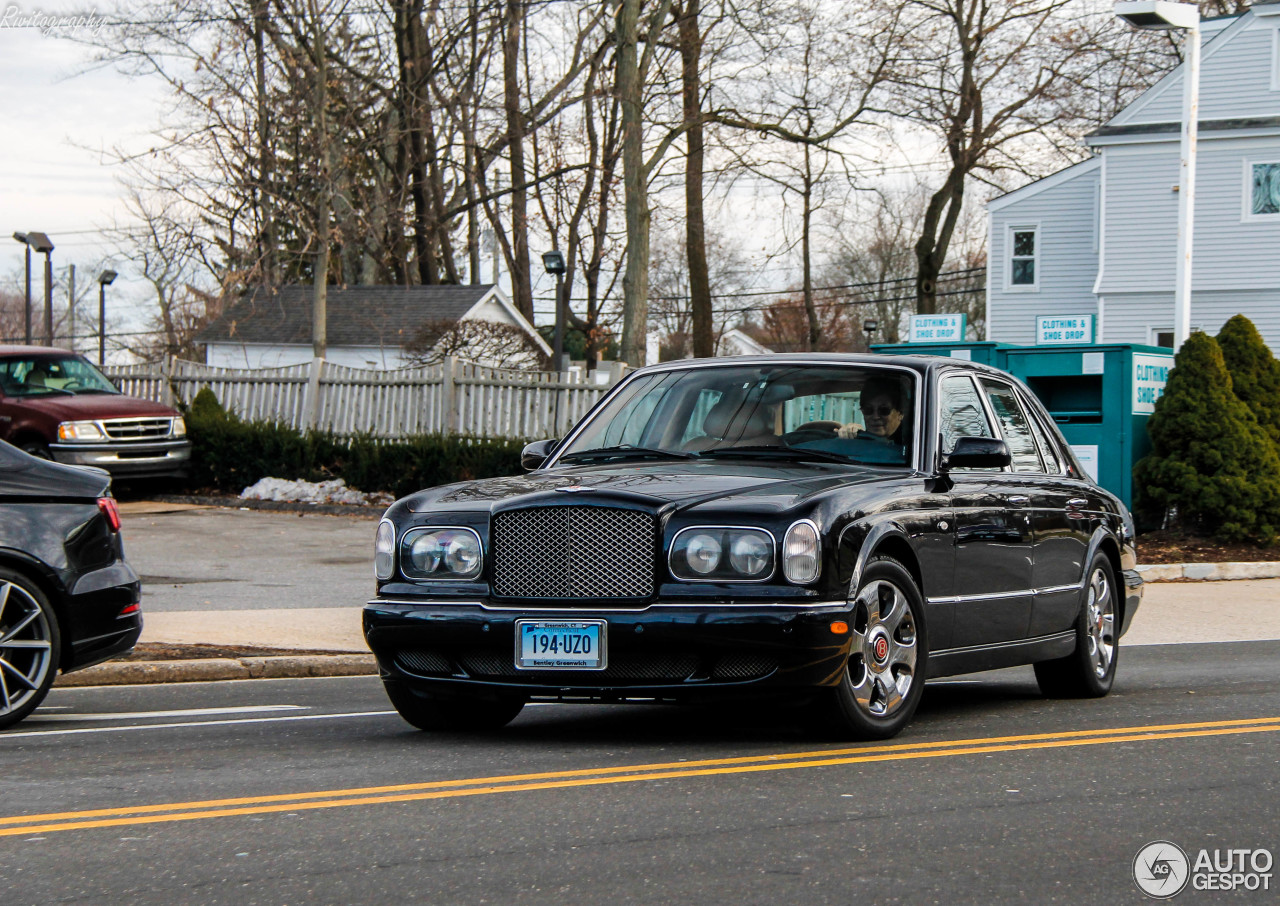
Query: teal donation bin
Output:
[[870, 341, 1017, 369], [1002, 344, 1173, 510]]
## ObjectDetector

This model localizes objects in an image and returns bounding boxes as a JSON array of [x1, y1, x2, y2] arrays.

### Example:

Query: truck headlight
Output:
[[57, 420, 106, 442], [172, 416, 187, 437]]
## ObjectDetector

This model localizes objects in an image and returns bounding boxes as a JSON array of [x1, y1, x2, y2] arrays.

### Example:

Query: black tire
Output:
[[1034, 552, 1119, 698], [383, 681, 525, 732], [19, 442, 52, 461], [0, 568, 61, 730], [811, 556, 928, 740]]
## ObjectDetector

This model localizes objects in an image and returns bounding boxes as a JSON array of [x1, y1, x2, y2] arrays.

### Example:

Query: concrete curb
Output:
[[1137, 561, 1280, 582], [55, 654, 377, 687]]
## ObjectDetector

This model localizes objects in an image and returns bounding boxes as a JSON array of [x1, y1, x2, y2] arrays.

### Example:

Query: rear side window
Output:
[[981, 379, 1042, 473], [938, 375, 994, 453]]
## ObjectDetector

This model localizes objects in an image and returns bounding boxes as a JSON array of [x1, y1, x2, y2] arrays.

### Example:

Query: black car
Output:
[[364, 354, 1142, 739], [0, 441, 142, 729]]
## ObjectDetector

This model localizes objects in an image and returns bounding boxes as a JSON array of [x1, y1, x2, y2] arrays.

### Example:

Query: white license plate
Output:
[[516, 620, 606, 670]]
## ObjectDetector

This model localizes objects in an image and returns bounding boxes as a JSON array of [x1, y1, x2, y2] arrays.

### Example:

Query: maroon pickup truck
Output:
[[0, 345, 191, 479]]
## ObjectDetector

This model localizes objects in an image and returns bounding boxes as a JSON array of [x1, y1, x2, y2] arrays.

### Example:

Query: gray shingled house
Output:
[[196, 284, 550, 369]]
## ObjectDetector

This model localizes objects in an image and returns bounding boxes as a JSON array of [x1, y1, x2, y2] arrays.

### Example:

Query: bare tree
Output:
[[404, 318, 546, 368]]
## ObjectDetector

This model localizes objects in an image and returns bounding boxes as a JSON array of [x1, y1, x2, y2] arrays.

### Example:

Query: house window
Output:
[[1250, 162, 1280, 218], [1153, 329, 1174, 349], [1007, 225, 1039, 290]]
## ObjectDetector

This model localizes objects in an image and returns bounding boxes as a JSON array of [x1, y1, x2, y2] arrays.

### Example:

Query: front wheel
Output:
[[19, 442, 52, 461], [384, 681, 525, 732], [1034, 553, 1118, 698], [811, 556, 928, 740], [0, 569, 62, 730]]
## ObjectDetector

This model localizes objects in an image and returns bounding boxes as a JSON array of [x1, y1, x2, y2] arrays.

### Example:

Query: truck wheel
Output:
[[19, 442, 52, 460]]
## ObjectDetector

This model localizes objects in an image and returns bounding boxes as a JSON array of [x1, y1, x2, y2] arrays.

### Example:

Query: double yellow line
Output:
[[4, 715, 1278, 838]]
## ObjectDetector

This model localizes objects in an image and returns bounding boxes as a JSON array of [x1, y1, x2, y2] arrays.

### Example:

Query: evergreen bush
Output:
[[1133, 331, 1280, 543], [181, 390, 525, 498], [1216, 314, 1280, 446]]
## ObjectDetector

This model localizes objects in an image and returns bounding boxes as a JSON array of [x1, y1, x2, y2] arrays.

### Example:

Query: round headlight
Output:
[[782, 520, 821, 584], [684, 532, 722, 575], [729, 533, 771, 576], [408, 532, 445, 574], [374, 520, 395, 580], [442, 530, 482, 577]]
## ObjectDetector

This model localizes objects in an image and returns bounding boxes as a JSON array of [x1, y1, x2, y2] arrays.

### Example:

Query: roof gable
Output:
[[197, 284, 515, 348]]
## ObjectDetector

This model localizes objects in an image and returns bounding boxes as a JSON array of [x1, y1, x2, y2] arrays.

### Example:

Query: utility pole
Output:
[[67, 264, 76, 351]]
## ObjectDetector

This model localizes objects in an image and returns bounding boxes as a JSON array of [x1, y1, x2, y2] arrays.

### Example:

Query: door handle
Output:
[[1006, 495, 1030, 506]]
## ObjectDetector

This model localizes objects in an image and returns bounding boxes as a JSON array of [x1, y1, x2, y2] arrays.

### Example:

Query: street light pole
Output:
[[25, 232, 55, 346], [98, 270, 118, 366], [1115, 0, 1200, 349], [542, 250, 568, 371], [12, 233, 32, 344]]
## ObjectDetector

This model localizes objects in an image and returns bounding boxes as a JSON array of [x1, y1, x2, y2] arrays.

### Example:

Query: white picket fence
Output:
[[105, 357, 629, 440]]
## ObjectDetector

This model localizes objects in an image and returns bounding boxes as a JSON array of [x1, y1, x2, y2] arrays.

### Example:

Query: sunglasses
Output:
[[861, 404, 896, 417]]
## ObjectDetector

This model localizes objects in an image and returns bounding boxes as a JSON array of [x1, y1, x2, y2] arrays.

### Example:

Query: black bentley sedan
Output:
[[364, 354, 1142, 739], [0, 440, 142, 729]]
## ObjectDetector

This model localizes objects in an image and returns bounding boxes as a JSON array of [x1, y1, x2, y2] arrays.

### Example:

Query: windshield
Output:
[[557, 363, 916, 468], [0, 354, 121, 398]]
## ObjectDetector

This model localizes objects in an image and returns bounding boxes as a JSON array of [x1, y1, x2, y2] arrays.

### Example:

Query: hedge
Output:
[[183, 388, 526, 498]]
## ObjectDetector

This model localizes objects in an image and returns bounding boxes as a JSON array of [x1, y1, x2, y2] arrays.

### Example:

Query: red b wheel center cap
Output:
[[873, 635, 890, 663]]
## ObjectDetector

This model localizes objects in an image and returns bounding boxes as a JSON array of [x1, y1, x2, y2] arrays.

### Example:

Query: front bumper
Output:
[[49, 439, 192, 478], [364, 598, 854, 701]]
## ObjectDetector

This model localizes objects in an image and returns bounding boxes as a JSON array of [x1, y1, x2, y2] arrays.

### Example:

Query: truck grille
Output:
[[102, 417, 174, 441], [491, 506, 656, 600]]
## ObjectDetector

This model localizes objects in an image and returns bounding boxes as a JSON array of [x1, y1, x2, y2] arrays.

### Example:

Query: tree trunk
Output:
[[394, 0, 438, 285], [503, 0, 533, 319], [253, 0, 276, 288], [618, 0, 649, 367], [311, 0, 329, 359], [679, 0, 712, 359], [914, 167, 966, 315], [802, 145, 819, 350]]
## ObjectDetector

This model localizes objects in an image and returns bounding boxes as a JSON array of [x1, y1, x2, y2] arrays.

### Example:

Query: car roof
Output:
[[630, 352, 1016, 382], [0, 345, 79, 357]]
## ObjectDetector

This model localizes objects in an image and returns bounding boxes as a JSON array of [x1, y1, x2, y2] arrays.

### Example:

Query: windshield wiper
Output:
[[558, 444, 697, 463]]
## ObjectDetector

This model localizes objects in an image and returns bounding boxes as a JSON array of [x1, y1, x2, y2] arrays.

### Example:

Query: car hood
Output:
[[10, 393, 178, 422], [404, 460, 903, 515]]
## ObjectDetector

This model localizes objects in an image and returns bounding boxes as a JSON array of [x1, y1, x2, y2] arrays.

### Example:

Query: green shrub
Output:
[[1133, 331, 1280, 544], [182, 391, 525, 497], [1217, 314, 1280, 446]]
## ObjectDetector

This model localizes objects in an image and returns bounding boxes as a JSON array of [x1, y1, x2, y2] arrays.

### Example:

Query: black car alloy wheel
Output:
[[816, 555, 928, 740], [0, 568, 61, 730], [1034, 552, 1118, 698]]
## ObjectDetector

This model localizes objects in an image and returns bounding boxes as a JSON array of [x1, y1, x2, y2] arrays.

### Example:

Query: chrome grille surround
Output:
[[491, 505, 657, 600], [102, 417, 175, 441]]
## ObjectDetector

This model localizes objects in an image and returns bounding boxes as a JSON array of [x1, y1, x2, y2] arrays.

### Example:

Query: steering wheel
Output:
[[783, 420, 844, 444]]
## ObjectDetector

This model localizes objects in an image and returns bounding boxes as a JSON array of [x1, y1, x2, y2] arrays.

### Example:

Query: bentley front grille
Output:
[[491, 506, 657, 600]]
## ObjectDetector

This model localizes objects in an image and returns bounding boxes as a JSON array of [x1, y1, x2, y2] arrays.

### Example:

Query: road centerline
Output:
[[1, 715, 1277, 837]]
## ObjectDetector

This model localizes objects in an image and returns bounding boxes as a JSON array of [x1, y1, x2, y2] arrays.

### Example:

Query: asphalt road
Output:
[[4, 641, 1278, 905]]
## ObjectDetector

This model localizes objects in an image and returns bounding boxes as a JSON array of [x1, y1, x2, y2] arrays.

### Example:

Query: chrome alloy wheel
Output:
[[1085, 564, 1116, 680], [848, 578, 919, 717], [0, 580, 56, 722]]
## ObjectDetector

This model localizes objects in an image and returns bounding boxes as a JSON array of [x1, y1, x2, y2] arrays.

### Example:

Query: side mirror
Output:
[[520, 438, 559, 471], [941, 436, 1011, 472]]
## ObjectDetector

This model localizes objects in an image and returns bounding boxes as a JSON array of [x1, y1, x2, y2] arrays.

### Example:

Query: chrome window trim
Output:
[[668, 525, 777, 583]]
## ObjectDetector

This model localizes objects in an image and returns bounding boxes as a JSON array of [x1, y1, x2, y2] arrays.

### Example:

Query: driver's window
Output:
[[938, 375, 995, 454]]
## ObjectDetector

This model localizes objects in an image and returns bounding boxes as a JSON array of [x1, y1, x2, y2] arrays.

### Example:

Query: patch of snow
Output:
[[241, 477, 394, 508]]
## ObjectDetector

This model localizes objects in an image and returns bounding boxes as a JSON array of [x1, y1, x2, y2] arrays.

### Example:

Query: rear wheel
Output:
[[812, 556, 928, 740], [0, 569, 61, 730], [1034, 553, 1118, 698], [384, 681, 525, 732]]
